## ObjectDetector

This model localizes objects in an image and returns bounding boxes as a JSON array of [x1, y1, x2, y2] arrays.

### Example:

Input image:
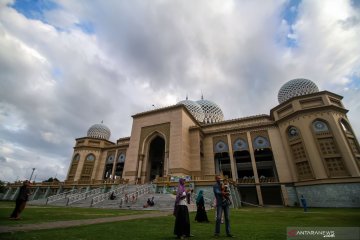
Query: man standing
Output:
[[9, 180, 31, 220], [300, 195, 307, 212], [213, 175, 234, 238]]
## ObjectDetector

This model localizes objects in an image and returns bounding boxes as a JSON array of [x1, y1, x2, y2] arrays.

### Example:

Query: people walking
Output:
[[195, 190, 209, 223]]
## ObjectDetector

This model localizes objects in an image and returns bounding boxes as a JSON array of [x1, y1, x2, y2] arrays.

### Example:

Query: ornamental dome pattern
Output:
[[87, 123, 111, 140], [196, 99, 224, 123], [177, 99, 205, 122], [278, 78, 319, 104]]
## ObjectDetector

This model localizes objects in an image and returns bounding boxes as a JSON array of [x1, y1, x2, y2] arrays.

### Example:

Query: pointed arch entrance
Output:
[[147, 136, 165, 182]]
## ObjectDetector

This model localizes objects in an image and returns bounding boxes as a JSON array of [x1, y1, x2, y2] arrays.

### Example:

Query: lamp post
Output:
[[29, 168, 36, 181]]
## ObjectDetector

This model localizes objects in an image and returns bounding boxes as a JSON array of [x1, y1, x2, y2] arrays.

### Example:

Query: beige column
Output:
[[247, 132, 263, 206], [137, 154, 145, 179], [227, 134, 237, 181], [164, 151, 169, 176], [328, 116, 360, 176], [111, 149, 119, 179], [280, 184, 289, 206], [74, 152, 85, 181]]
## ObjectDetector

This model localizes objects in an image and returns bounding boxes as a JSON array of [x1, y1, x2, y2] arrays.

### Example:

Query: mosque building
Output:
[[64, 78, 360, 207]]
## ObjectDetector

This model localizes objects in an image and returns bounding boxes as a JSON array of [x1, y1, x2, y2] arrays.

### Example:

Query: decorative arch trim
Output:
[[253, 136, 270, 149], [214, 140, 229, 153], [233, 138, 248, 151], [312, 119, 330, 133]]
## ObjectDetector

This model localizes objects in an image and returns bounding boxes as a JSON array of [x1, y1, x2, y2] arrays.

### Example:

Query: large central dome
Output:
[[87, 123, 111, 140], [196, 98, 224, 123], [177, 96, 224, 124], [278, 78, 319, 104], [177, 99, 205, 122]]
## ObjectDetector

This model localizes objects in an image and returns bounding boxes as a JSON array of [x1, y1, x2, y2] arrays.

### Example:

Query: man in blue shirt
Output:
[[213, 175, 234, 238]]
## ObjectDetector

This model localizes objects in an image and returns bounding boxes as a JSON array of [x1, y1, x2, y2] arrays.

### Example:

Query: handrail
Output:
[[67, 187, 103, 205], [46, 189, 78, 204], [90, 185, 127, 206], [118, 184, 153, 208]]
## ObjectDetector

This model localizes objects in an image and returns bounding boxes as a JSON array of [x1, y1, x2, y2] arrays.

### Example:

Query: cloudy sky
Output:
[[1, 0, 359, 182]]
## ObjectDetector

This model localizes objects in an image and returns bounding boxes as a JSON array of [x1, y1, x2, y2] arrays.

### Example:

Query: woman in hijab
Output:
[[195, 189, 209, 223], [173, 178, 192, 239]]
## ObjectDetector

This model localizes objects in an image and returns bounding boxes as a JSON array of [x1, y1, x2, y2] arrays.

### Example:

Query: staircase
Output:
[[27, 183, 211, 212]]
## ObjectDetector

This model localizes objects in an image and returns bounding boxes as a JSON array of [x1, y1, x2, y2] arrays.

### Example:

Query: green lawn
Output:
[[0, 201, 151, 226], [1, 201, 359, 240]]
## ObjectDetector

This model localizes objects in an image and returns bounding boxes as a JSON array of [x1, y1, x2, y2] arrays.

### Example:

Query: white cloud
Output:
[[0, 0, 359, 182]]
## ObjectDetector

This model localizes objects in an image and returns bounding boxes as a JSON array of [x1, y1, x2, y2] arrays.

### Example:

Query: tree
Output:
[[43, 177, 60, 183], [0, 180, 7, 193]]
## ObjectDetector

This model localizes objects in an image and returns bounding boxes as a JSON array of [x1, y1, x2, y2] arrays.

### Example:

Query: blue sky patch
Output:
[[10, 0, 59, 23], [282, 0, 302, 48], [75, 21, 95, 34]]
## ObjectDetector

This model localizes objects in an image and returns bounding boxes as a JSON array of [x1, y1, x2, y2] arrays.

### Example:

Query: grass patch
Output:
[[1, 202, 359, 240], [0, 201, 153, 226]]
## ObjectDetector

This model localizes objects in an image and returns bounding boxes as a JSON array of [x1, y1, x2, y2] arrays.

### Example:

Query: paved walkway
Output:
[[0, 211, 171, 233]]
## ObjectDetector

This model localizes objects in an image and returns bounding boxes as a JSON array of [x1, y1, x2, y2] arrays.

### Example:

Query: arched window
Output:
[[118, 153, 126, 163], [339, 118, 360, 169], [288, 126, 299, 138], [73, 154, 80, 162], [115, 153, 126, 178], [106, 155, 114, 164], [103, 154, 115, 179], [312, 120, 330, 133], [68, 153, 80, 181], [86, 154, 95, 161], [312, 119, 348, 177], [340, 119, 352, 133], [81, 154, 96, 181], [253, 136, 270, 149], [213, 140, 230, 177], [214, 141, 229, 153], [233, 138, 252, 181], [233, 138, 248, 151], [286, 126, 314, 180]]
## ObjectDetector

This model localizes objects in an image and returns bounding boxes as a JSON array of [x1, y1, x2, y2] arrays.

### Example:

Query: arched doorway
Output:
[[234, 150, 254, 180], [103, 155, 114, 179], [147, 136, 165, 182], [214, 152, 231, 178]]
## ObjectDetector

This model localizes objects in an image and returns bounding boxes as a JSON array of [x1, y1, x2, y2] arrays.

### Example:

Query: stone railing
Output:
[[90, 185, 127, 206], [259, 177, 276, 183], [67, 187, 103, 205], [46, 189, 78, 204], [64, 178, 129, 185], [155, 175, 217, 183], [237, 177, 276, 183], [237, 178, 256, 183]]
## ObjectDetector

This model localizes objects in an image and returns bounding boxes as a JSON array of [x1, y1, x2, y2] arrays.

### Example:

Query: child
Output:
[[222, 179, 232, 206]]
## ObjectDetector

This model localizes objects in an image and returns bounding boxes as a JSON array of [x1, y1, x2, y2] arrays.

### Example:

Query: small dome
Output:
[[278, 78, 319, 104], [177, 99, 205, 122], [87, 123, 111, 140], [196, 98, 224, 123]]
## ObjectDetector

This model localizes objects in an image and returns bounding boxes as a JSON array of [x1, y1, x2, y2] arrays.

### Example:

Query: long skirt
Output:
[[174, 205, 190, 237], [195, 204, 209, 222], [10, 200, 27, 219]]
